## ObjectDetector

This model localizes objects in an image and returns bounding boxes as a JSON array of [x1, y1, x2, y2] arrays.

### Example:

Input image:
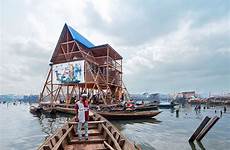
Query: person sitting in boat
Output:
[[74, 94, 89, 141]]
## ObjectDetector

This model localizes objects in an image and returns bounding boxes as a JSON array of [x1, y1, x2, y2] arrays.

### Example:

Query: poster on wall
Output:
[[53, 60, 84, 84]]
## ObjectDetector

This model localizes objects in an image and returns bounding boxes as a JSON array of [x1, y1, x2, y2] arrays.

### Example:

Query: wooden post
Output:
[[78, 84, 80, 100], [106, 48, 109, 103], [189, 116, 211, 142], [39, 68, 51, 103], [196, 116, 220, 141], [51, 65, 54, 106], [121, 59, 122, 88]]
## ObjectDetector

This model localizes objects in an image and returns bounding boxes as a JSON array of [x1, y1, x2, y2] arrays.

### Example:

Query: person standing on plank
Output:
[[74, 94, 89, 141]]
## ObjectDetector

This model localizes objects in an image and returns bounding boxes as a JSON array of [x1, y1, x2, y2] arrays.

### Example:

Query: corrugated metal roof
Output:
[[67, 24, 95, 48]]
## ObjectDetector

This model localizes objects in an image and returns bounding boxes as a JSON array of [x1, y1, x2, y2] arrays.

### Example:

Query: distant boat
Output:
[[158, 102, 177, 109], [29, 105, 42, 114]]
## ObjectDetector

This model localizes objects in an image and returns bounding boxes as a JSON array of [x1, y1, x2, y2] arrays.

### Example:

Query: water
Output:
[[0, 103, 72, 150], [0, 103, 230, 150]]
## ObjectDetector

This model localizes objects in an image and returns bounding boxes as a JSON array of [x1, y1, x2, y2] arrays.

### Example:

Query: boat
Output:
[[54, 106, 75, 115], [29, 105, 42, 114], [134, 104, 158, 111], [158, 102, 177, 109], [30, 105, 56, 114], [39, 104, 161, 120], [96, 110, 161, 120], [38, 112, 141, 150]]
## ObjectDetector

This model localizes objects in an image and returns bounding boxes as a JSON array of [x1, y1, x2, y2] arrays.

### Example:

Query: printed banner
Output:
[[53, 60, 84, 84]]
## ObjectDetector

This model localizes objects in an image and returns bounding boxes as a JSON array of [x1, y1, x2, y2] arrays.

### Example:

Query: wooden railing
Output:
[[38, 124, 73, 150], [93, 114, 126, 150]]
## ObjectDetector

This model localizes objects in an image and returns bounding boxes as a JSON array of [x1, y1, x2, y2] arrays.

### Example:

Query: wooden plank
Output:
[[52, 125, 73, 150], [66, 143, 107, 150], [196, 116, 220, 141], [101, 124, 122, 150], [42, 145, 51, 150], [104, 141, 115, 150], [189, 116, 211, 142], [119, 139, 125, 148], [68, 120, 105, 125], [70, 138, 105, 144], [75, 129, 101, 137]]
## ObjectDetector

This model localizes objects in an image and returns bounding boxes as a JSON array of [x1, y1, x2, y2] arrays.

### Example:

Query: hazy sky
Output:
[[0, 0, 230, 95]]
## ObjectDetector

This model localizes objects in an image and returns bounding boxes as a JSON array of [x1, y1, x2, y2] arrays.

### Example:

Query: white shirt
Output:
[[77, 101, 85, 123]]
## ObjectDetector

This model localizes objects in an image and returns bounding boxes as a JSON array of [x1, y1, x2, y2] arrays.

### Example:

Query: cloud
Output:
[[123, 17, 230, 93], [82, 0, 230, 46]]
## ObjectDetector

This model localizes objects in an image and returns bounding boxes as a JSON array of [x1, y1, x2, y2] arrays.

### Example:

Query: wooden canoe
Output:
[[54, 106, 76, 115], [96, 110, 161, 120], [54, 106, 161, 120], [134, 105, 158, 111], [38, 112, 141, 150]]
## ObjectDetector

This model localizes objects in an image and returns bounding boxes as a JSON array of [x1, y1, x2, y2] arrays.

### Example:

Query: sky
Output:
[[0, 0, 230, 95]]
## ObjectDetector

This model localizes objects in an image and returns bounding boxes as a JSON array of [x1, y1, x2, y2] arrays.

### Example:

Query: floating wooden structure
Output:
[[36, 23, 161, 121], [39, 23, 129, 106], [38, 112, 141, 150]]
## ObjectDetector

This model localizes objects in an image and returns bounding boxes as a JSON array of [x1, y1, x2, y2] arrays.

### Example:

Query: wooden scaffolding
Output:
[[39, 24, 127, 105]]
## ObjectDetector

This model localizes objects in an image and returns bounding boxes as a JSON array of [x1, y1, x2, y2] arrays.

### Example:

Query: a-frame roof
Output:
[[51, 24, 122, 63], [67, 25, 95, 48]]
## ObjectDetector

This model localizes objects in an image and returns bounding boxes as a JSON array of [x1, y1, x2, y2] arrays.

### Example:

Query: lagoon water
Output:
[[0, 103, 230, 150]]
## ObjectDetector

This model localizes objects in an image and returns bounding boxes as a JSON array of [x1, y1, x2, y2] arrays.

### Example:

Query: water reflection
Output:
[[112, 118, 161, 131], [35, 113, 73, 138], [189, 141, 206, 150]]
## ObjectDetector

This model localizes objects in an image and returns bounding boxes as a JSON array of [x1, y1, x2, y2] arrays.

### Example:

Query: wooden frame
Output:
[[39, 24, 128, 105]]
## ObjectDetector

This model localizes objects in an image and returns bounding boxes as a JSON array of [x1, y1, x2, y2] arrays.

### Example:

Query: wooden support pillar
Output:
[[40, 68, 52, 103], [50, 65, 54, 106], [121, 59, 122, 87], [106, 47, 109, 103], [67, 85, 69, 105], [78, 84, 80, 100]]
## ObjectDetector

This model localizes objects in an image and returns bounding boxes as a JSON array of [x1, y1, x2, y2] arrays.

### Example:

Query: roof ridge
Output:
[[66, 24, 95, 48]]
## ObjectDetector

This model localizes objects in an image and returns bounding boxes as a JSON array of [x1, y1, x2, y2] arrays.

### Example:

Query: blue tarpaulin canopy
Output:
[[66, 24, 95, 48]]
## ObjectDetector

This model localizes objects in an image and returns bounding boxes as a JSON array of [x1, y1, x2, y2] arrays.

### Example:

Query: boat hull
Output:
[[38, 111, 140, 150], [97, 110, 161, 120], [54, 106, 75, 115], [135, 105, 158, 111]]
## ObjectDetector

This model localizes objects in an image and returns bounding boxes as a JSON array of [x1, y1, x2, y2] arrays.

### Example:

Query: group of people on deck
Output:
[[74, 94, 89, 141]]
